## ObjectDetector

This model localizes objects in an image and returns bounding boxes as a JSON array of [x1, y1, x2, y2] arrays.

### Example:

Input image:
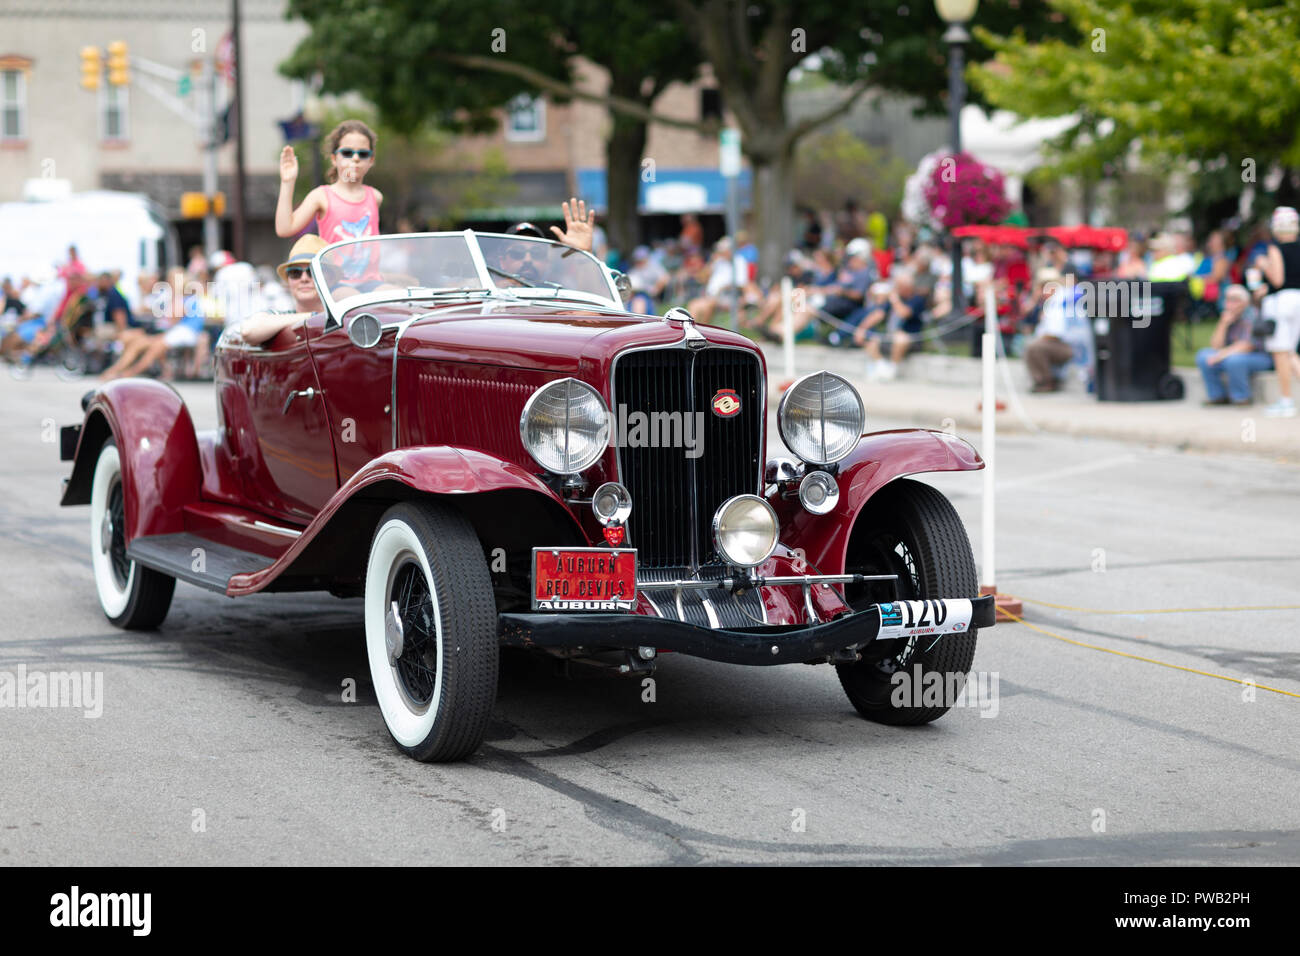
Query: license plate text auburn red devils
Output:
[[532, 548, 637, 611]]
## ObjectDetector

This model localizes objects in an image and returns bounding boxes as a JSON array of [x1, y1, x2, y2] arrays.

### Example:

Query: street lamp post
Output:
[[935, 0, 977, 315]]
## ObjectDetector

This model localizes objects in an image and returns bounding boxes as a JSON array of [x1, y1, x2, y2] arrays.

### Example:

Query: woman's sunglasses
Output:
[[334, 148, 373, 160], [284, 267, 311, 280]]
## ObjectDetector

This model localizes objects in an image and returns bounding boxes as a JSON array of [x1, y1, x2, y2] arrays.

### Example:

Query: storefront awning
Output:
[[577, 168, 751, 214]]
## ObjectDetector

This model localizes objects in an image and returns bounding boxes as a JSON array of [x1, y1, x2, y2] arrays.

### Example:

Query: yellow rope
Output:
[[996, 606, 1300, 700], [1013, 596, 1300, 616]]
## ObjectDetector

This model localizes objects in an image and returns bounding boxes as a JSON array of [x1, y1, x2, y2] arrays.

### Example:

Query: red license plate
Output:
[[532, 548, 637, 611]]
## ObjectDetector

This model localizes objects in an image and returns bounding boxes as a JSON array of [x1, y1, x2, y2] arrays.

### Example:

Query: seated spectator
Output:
[[1024, 272, 1089, 392], [760, 238, 875, 340], [1196, 284, 1273, 405], [687, 238, 743, 324], [1, 276, 32, 336], [745, 249, 817, 336], [963, 239, 995, 306], [855, 265, 927, 381], [1191, 229, 1233, 310], [0, 270, 65, 365], [1148, 233, 1195, 280], [678, 213, 703, 253], [1115, 236, 1149, 279], [627, 245, 669, 315], [101, 267, 205, 381]]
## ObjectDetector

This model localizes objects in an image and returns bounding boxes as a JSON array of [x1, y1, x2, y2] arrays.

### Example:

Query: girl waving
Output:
[[276, 119, 383, 245]]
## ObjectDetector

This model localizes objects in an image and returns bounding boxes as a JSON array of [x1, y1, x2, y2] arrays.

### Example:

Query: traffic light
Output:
[[106, 41, 129, 86], [180, 192, 209, 218], [180, 193, 227, 218], [79, 47, 101, 91]]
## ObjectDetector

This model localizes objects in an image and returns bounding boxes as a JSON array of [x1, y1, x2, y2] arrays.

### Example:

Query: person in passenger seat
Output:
[[234, 236, 326, 346]]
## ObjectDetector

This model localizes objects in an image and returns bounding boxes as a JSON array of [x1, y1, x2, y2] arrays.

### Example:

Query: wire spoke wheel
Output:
[[389, 559, 439, 706], [106, 479, 130, 589]]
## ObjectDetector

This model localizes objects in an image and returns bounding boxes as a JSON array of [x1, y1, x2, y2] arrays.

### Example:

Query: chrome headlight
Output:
[[798, 470, 840, 515], [591, 481, 632, 526], [777, 371, 865, 466], [520, 378, 610, 474], [712, 495, 779, 568]]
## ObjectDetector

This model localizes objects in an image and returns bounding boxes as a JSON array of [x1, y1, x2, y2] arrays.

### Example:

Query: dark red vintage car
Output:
[[60, 232, 994, 761]]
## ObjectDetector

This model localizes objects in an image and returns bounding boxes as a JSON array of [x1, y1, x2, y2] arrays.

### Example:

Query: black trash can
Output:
[[1083, 278, 1187, 401]]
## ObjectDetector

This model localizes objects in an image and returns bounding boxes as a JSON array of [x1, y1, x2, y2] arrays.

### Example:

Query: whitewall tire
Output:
[[89, 439, 175, 629], [364, 501, 498, 762]]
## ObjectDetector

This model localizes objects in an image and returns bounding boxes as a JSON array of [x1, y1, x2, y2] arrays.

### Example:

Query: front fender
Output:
[[775, 429, 983, 575], [60, 380, 202, 542], [226, 446, 580, 595]]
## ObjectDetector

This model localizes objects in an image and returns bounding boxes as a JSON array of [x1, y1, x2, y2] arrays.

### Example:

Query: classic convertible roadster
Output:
[[60, 231, 994, 761]]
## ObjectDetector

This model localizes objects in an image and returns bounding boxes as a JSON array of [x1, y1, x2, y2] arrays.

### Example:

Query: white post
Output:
[[981, 283, 997, 591], [780, 275, 795, 381]]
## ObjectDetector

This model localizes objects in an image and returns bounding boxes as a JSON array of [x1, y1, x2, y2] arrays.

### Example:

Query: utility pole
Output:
[[198, 56, 221, 257], [231, 0, 247, 260]]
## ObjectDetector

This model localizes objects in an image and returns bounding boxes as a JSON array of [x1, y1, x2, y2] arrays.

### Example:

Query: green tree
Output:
[[666, 1, 1073, 279], [792, 128, 909, 219], [971, 0, 1300, 178]]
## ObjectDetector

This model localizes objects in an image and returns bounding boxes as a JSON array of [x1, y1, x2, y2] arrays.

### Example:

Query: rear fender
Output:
[[228, 446, 583, 595], [60, 381, 203, 542], [774, 429, 983, 574]]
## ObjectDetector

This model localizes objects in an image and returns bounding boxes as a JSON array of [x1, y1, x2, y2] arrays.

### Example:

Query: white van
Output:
[[0, 191, 180, 311]]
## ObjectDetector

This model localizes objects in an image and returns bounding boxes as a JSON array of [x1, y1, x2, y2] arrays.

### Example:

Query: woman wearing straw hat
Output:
[[235, 235, 327, 346]]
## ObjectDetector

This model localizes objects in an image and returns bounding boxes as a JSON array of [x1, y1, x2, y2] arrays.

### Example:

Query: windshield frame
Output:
[[310, 229, 621, 325]]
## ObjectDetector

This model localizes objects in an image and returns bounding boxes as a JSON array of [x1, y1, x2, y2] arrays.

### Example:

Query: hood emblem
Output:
[[711, 389, 741, 418]]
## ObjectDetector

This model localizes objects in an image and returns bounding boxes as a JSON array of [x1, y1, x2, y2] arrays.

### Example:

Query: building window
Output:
[[100, 83, 129, 142], [504, 94, 545, 143], [1, 69, 26, 140]]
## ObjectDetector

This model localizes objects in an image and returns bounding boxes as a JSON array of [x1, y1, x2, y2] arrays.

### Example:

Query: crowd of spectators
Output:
[[616, 209, 1300, 412], [1, 244, 293, 379], [6, 208, 1299, 414]]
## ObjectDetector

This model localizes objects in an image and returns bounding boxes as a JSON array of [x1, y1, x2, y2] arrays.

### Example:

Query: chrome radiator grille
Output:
[[612, 347, 763, 569]]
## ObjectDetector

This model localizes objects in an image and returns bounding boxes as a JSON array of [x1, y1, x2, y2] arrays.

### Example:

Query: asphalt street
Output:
[[1, 368, 1298, 865]]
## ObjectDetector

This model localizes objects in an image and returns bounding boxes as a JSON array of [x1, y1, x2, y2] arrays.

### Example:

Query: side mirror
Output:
[[611, 271, 633, 303], [348, 312, 382, 349]]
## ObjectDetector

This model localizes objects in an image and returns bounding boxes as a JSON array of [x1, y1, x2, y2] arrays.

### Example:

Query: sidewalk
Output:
[[759, 343, 1298, 460]]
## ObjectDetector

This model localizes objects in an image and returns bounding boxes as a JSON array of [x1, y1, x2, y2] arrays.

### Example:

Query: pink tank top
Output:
[[316, 185, 381, 282]]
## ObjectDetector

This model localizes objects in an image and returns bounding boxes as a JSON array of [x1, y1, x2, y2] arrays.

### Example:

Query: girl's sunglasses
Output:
[[284, 267, 311, 280], [334, 148, 373, 160]]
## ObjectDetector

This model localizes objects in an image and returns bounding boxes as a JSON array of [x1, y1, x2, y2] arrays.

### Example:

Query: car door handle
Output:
[[282, 387, 321, 415]]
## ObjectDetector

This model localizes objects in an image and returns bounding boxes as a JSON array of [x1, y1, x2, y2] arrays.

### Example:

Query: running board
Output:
[[127, 533, 275, 594]]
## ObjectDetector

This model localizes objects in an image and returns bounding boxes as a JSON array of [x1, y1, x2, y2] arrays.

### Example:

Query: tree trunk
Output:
[[751, 145, 795, 285], [604, 72, 650, 260]]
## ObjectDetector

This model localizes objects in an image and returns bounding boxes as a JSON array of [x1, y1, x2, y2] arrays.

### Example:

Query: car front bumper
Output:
[[498, 595, 996, 666]]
